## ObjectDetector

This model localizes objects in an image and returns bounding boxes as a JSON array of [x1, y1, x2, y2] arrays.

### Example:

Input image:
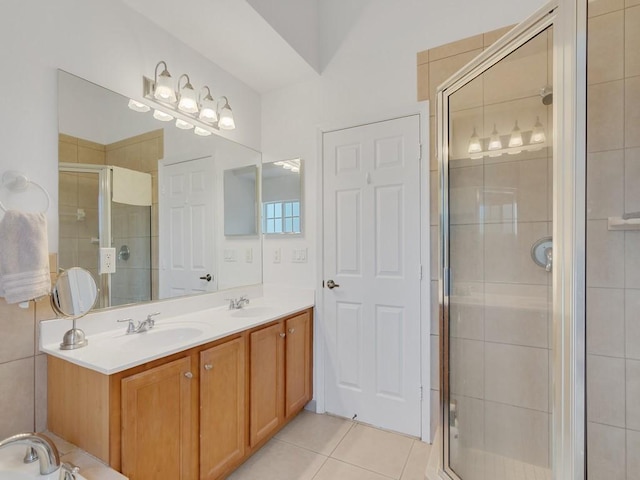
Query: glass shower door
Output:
[[439, 20, 554, 480]]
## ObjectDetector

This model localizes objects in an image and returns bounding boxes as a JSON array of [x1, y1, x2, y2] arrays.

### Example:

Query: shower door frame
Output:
[[436, 1, 587, 479]]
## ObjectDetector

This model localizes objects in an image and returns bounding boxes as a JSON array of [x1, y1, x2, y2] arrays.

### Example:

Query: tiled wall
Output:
[[586, 1, 640, 478], [0, 255, 57, 438], [417, 24, 514, 444]]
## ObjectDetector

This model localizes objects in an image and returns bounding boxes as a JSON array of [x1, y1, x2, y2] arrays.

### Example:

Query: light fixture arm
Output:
[[154, 61, 169, 84], [178, 73, 193, 90], [200, 85, 214, 103]]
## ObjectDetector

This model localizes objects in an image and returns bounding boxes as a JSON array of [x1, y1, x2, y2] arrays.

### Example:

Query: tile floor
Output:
[[228, 411, 431, 480]]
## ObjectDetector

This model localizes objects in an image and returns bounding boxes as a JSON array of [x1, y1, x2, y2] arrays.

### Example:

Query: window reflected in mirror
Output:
[[261, 159, 303, 235]]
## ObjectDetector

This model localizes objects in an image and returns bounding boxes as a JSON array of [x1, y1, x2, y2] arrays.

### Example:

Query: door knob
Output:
[[279, 333, 286, 338], [204, 364, 213, 371], [199, 274, 212, 282], [184, 372, 193, 379], [326, 279, 340, 289], [288, 328, 295, 334]]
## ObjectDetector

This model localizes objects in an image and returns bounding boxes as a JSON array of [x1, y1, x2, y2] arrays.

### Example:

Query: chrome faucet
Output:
[[227, 295, 250, 310], [117, 312, 161, 334], [0, 432, 61, 475]]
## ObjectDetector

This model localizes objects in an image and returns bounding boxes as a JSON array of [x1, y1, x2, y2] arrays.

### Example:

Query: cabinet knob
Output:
[[288, 328, 295, 334], [184, 372, 193, 379], [204, 364, 213, 371], [279, 333, 286, 338]]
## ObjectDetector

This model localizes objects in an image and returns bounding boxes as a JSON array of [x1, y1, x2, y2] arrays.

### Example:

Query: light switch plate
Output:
[[99, 247, 116, 274], [273, 248, 281, 264], [292, 248, 308, 263], [224, 249, 237, 262]]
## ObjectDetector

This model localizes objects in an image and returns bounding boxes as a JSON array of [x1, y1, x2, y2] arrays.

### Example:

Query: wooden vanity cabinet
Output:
[[121, 357, 195, 480], [47, 308, 313, 480]]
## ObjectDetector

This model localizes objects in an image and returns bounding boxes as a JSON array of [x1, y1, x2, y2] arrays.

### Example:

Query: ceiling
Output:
[[120, 0, 370, 94]]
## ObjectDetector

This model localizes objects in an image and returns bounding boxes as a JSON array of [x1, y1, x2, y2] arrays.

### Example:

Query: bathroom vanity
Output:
[[42, 293, 313, 480]]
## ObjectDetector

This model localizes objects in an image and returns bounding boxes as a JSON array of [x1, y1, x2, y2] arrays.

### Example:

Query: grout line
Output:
[[327, 421, 355, 457], [397, 440, 417, 480]]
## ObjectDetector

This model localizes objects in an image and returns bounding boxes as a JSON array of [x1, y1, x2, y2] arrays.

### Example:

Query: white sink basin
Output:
[[122, 325, 204, 348], [231, 306, 278, 318]]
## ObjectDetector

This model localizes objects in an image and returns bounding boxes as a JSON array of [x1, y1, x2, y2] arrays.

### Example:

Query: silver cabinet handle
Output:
[[326, 279, 340, 289], [184, 372, 193, 379], [204, 364, 213, 371], [279, 333, 286, 338], [288, 328, 295, 334]]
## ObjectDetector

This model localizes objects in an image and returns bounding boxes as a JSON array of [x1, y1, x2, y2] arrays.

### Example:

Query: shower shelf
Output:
[[608, 217, 640, 231]]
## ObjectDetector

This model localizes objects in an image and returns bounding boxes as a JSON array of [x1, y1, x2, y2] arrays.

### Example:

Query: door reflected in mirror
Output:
[[261, 159, 303, 235]]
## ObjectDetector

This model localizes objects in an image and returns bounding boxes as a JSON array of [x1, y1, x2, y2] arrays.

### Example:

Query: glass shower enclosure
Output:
[[437, 7, 556, 480]]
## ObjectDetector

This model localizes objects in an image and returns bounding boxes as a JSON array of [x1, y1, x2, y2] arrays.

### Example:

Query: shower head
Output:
[[540, 85, 553, 105]]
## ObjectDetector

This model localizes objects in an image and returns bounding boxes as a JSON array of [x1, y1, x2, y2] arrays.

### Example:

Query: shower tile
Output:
[[587, 80, 624, 152], [59, 173, 78, 208], [483, 29, 548, 105], [0, 300, 35, 363], [77, 174, 99, 209], [78, 207, 99, 240], [0, 357, 35, 439], [452, 395, 485, 451], [484, 25, 515, 47], [450, 224, 484, 283], [589, 0, 624, 16], [588, 11, 624, 84], [587, 288, 625, 357], [626, 6, 640, 77], [450, 338, 484, 398], [59, 139, 78, 163], [586, 220, 625, 288], [484, 283, 549, 348], [626, 359, 640, 430], [449, 164, 484, 225], [625, 231, 640, 288], [627, 429, 640, 479], [626, 76, 640, 148], [484, 157, 549, 223], [78, 144, 105, 165], [428, 49, 483, 115], [484, 401, 549, 467], [587, 422, 626, 480], [587, 150, 624, 220], [587, 354, 625, 427], [450, 282, 484, 341], [450, 75, 483, 113], [417, 49, 429, 65], [429, 34, 483, 63], [418, 63, 429, 102], [628, 0, 640, 6], [626, 289, 640, 359], [483, 222, 550, 285], [484, 343, 549, 412], [625, 148, 640, 215]]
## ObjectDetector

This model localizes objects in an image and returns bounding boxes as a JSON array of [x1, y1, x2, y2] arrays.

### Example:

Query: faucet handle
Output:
[[146, 312, 161, 326], [23, 446, 38, 464], [60, 462, 80, 480], [117, 318, 135, 334]]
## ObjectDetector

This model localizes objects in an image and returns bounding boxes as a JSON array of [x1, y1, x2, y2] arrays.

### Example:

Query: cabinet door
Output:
[[285, 312, 313, 418], [121, 356, 194, 480], [250, 322, 285, 446], [200, 337, 245, 479]]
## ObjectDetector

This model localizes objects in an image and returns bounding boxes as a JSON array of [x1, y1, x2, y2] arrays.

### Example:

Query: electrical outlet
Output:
[[99, 247, 117, 274], [273, 248, 281, 264]]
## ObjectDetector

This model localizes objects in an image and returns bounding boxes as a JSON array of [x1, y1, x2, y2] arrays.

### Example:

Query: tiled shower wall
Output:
[[586, 1, 640, 478]]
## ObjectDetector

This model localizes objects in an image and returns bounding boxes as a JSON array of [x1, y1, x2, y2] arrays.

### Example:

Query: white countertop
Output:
[[40, 286, 314, 375]]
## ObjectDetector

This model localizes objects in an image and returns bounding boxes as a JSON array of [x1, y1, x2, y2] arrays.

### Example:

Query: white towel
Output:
[[0, 210, 51, 304]]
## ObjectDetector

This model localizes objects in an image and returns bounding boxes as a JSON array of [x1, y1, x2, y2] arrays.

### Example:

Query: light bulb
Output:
[[488, 124, 502, 151], [194, 126, 212, 136], [531, 116, 546, 144], [175, 119, 194, 130], [508, 121, 523, 148], [199, 97, 218, 123], [154, 67, 176, 103], [218, 99, 235, 130], [467, 127, 482, 155], [153, 109, 173, 122], [128, 99, 150, 113]]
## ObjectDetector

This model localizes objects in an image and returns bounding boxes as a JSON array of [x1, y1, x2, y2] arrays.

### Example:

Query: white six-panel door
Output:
[[159, 157, 217, 298], [322, 115, 422, 436]]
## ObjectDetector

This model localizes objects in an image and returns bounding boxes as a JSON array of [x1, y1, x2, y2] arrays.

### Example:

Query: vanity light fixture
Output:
[[274, 159, 301, 173], [199, 86, 218, 123], [467, 127, 482, 155], [218, 96, 235, 130], [175, 118, 194, 130], [531, 116, 546, 144], [127, 99, 150, 113], [153, 109, 173, 122], [141, 61, 236, 134], [153, 61, 177, 103], [177, 74, 199, 114]]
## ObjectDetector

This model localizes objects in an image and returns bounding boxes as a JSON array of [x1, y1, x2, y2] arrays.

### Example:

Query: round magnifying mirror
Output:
[[51, 267, 98, 350]]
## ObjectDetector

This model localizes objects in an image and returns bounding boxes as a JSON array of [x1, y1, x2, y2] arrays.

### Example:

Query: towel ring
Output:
[[0, 170, 51, 213]]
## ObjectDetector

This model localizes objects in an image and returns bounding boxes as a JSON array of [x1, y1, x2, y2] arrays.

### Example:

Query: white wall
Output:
[[0, 0, 261, 252], [260, 0, 547, 287]]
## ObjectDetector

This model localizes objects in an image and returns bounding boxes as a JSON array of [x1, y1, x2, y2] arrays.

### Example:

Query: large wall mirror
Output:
[[261, 159, 303, 235], [58, 70, 262, 309]]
